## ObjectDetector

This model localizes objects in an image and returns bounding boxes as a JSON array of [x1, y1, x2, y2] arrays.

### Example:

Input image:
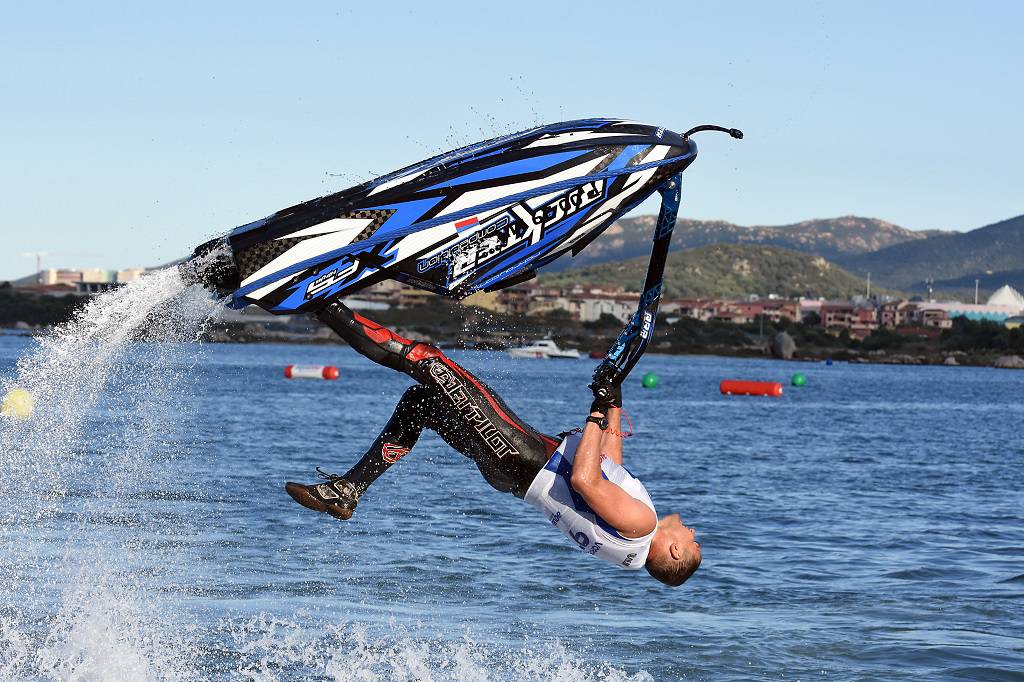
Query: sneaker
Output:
[[285, 468, 360, 520]]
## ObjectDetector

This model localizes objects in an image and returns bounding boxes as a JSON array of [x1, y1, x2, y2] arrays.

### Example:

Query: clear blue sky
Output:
[[1, 1, 1021, 279]]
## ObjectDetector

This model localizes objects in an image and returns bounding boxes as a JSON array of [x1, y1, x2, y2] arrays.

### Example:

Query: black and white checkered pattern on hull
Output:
[[348, 209, 395, 244], [235, 209, 394, 281]]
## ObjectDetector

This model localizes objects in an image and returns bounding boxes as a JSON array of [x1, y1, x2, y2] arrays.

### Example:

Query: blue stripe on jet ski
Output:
[[606, 144, 649, 173], [423, 150, 590, 191], [367, 197, 445, 239]]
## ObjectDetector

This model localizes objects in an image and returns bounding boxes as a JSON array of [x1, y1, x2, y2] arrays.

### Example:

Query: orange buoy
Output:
[[720, 379, 783, 397], [284, 364, 340, 380]]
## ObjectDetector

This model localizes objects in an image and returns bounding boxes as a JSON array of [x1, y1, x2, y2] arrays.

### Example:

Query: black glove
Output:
[[589, 379, 622, 414]]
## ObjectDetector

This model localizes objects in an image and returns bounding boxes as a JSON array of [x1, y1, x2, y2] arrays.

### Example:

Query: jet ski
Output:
[[184, 118, 741, 383]]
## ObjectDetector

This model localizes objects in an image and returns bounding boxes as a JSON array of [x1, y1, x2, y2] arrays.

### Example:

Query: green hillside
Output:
[[540, 244, 886, 299], [550, 214, 927, 271]]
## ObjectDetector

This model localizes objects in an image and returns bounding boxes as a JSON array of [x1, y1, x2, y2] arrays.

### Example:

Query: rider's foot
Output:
[[285, 468, 360, 521]]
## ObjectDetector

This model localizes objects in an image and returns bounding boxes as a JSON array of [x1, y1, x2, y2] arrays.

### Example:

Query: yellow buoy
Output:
[[1, 387, 35, 420]]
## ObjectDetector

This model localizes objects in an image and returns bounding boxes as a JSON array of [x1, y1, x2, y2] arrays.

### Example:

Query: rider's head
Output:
[[644, 513, 701, 587]]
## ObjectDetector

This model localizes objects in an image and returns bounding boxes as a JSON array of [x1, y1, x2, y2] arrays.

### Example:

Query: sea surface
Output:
[[1, 315, 1023, 679]]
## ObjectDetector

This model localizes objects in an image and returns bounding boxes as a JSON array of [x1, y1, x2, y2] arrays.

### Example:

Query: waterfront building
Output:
[[662, 299, 720, 322], [849, 307, 880, 338], [732, 300, 800, 323], [879, 301, 915, 327], [797, 299, 824, 322], [911, 308, 952, 329], [79, 268, 109, 283], [917, 301, 1020, 323], [564, 294, 635, 323], [710, 309, 751, 325], [116, 268, 145, 283], [39, 269, 88, 286], [820, 302, 856, 328], [13, 267, 144, 291]]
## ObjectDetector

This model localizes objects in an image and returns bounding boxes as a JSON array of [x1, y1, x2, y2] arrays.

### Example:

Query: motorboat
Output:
[[507, 339, 581, 360]]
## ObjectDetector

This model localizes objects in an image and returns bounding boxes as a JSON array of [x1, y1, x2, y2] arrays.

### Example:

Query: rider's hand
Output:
[[589, 380, 622, 414]]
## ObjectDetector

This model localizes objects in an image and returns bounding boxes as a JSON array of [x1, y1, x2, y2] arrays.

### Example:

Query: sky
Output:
[[1, 1, 1021, 279]]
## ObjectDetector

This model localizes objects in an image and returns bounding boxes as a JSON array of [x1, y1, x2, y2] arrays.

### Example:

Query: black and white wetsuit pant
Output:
[[316, 301, 559, 499]]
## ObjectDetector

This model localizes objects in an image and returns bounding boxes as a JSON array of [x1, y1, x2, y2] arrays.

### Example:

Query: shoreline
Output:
[[5, 327, 1020, 369]]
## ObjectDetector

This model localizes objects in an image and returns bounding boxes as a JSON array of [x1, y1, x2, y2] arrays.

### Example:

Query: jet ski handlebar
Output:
[[683, 124, 743, 140]]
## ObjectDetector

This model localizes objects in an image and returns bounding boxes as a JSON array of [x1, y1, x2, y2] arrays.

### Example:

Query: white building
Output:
[[37, 269, 85, 286], [987, 285, 1024, 309], [566, 296, 635, 323], [116, 268, 146, 283], [80, 268, 110, 283]]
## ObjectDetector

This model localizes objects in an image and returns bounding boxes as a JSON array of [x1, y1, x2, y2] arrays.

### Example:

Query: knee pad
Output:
[[405, 343, 443, 364]]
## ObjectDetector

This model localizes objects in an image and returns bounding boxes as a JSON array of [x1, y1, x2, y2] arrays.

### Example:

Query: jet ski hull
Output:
[[216, 119, 698, 314]]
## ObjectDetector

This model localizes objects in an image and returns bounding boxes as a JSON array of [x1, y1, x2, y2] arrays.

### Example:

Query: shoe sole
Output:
[[285, 482, 354, 521]]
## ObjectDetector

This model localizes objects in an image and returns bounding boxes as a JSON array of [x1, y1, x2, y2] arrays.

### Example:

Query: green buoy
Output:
[[791, 373, 807, 387], [642, 372, 659, 389]]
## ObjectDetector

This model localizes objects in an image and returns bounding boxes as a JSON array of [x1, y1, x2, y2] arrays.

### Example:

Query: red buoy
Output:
[[284, 364, 340, 380], [720, 379, 783, 397]]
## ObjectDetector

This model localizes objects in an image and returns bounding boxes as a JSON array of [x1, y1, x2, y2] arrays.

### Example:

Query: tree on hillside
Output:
[[0, 291, 83, 327]]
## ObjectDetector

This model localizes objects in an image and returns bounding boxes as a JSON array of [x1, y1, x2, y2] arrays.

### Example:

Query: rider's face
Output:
[[658, 513, 700, 561]]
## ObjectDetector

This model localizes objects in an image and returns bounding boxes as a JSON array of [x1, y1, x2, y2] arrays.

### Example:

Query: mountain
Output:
[[552, 215, 927, 272], [540, 244, 883, 300], [837, 214, 1024, 290], [911, 267, 1024, 298]]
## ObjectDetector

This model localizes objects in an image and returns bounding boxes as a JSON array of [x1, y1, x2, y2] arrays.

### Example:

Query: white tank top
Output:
[[524, 433, 656, 570]]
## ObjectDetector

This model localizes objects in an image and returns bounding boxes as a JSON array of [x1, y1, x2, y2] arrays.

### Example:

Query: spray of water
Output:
[[221, 614, 652, 682], [0, 264, 221, 680], [0, 259, 650, 681]]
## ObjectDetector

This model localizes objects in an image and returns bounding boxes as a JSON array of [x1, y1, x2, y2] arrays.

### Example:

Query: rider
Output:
[[285, 301, 702, 587]]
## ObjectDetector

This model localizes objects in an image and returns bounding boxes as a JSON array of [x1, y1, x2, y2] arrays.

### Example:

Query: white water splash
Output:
[[0, 265, 652, 681], [0, 266, 221, 681], [34, 578, 189, 682], [2, 267, 218, 489], [223, 614, 653, 682]]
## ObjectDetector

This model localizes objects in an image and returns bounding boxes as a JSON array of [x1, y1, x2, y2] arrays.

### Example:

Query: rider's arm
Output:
[[600, 407, 623, 465], [570, 412, 656, 539]]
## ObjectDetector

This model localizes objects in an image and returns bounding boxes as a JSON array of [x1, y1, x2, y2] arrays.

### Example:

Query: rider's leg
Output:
[[316, 300, 557, 452], [284, 384, 430, 520], [316, 300, 441, 384], [285, 377, 560, 521], [340, 384, 432, 494]]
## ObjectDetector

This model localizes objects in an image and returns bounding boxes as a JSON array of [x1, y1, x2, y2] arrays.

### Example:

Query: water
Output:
[[1, 282, 1023, 680]]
